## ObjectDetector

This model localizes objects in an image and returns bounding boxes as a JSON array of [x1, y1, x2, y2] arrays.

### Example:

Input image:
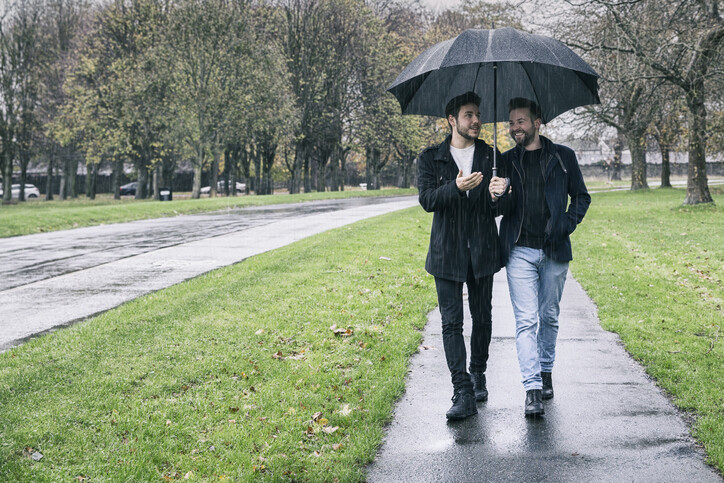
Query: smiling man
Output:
[[417, 92, 503, 420], [490, 97, 591, 417]]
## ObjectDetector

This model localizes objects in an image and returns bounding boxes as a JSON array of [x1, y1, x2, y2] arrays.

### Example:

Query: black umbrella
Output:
[[387, 27, 600, 174]]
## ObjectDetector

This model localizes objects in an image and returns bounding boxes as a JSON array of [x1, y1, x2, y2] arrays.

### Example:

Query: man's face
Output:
[[449, 103, 481, 141], [508, 107, 540, 147]]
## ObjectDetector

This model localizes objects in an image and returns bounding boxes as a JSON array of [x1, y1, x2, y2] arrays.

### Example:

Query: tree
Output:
[[165, 0, 252, 199], [40, 0, 89, 201], [0, 0, 45, 202], [579, 0, 724, 204]]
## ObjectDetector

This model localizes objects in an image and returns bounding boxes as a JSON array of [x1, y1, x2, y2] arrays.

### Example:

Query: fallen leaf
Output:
[[255, 329, 265, 335], [166, 420, 172, 426], [229, 407, 240, 413], [312, 411, 323, 422], [228, 419, 237, 424], [184, 471, 194, 480], [313, 451, 321, 457], [379, 256, 391, 261], [318, 417, 329, 426], [272, 351, 284, 359], [332, 443, 342, 451], [322, 426, 339, 434], [339, 404, 352, 416]]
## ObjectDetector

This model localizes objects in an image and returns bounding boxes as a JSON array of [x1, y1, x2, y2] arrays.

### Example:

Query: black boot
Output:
[[541, 372, 554, 400], [446, 391, 477, 420], [471, 372, 488, 402], [524, 389, 544, 417]]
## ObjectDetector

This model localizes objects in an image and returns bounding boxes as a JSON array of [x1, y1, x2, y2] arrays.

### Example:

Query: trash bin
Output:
[[159, 187, 172, 201]]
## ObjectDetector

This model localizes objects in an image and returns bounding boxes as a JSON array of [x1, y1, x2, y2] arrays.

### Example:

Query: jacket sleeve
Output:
[[417, 150, 463, 213], [565, 150, 591, 234], [490, 149, 515, 217]]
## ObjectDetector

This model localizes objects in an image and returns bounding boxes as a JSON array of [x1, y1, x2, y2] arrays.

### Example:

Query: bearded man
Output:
[[417, 92, 503, 420]]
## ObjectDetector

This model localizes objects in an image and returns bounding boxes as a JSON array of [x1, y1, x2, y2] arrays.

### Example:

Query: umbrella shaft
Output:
[[493, 62, 497, 177]]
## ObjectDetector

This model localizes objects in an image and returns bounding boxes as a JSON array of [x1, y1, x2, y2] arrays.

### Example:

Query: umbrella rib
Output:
[[520, 63, 544, 121]]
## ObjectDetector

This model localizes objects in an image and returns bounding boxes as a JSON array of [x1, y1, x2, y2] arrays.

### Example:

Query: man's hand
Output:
[[456, 170, 483, 192], [489, 176, 511, 200]]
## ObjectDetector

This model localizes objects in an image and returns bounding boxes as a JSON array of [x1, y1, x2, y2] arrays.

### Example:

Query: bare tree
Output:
[[574, 0, 724, 204]]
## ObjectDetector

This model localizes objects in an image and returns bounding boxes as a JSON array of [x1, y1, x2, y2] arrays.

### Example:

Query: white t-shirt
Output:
[[449, 144, 475, 176], [449, 144, 475, 196]]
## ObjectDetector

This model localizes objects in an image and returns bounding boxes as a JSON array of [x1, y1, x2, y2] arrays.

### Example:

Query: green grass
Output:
[[0, 188, 416, 238], [0, 207, 437, 481], [2, 183, 723, 478], [571, 186, 723, 471]]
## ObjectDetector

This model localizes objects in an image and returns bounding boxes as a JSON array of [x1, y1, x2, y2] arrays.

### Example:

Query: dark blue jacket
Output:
[[497, 135, 590, 265], [418, 136, 502, 282]]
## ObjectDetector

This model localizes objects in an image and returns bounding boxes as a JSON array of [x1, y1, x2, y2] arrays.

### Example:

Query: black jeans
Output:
[[435, 264, 494, 394]]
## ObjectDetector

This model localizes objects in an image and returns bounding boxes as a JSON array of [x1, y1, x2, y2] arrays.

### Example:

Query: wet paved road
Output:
[[366, 270, 722, 482], [0, 196, 418, 351]]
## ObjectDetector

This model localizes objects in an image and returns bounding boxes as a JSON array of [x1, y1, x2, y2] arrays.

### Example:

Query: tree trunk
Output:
[[611, 134, 624, 181], [45, 151, 54, 201], [1, 148, 12, 203], [152, 165, 160, 200], [210, 149, 220, 197], [68, 154, 79, 198], [659, 144, 672, 188], [684, 92, 713, 204], [89, 163, 98, 200], [58, 154, 67, 201], [289, 143, 303, 194], [628, 133, 648, 190], [365, 146, 381, 190], [136, 162, 149, 199], [112, 159, 122, 200], [192, 162, 202, 199]]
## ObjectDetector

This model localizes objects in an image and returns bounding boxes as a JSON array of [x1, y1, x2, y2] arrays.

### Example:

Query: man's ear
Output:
[[448, 114, 456, 129]]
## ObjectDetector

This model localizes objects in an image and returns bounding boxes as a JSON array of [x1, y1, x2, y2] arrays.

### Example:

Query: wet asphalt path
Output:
[[0, 196, 418, 351], [365, 270, 722, 482]]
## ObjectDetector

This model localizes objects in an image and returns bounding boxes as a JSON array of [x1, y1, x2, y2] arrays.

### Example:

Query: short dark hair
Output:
[[445, 92, 481, 119], [507, 97, 542, 121]]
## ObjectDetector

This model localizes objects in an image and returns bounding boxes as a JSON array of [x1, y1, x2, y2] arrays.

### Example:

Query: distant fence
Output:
[[580, 162, 724, 179]]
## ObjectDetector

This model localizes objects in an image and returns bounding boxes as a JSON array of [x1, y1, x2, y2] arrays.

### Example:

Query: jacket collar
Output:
[[511, 135, 558, 176]]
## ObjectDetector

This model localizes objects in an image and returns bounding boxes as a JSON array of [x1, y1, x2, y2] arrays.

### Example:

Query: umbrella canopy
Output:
[[387, 27, 600, 123]]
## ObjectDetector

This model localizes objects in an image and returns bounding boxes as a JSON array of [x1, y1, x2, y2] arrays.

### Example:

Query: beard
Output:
[[511, 128, 535, 147], [457, 124, 479, 141]]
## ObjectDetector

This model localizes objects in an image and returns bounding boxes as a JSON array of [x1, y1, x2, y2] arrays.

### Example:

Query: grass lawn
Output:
[[571, 186, 723, 471], [0, 188, 416, 238], [0, 207, 437, 481], [1, 184, 722, 479]]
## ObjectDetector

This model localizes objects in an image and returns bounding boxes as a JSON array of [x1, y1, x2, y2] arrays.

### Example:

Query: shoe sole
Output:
[[446, 408, 478, 420], [524, 410, 544, 417], [541, 394, 554, 400], [475, 394, 488, 402]]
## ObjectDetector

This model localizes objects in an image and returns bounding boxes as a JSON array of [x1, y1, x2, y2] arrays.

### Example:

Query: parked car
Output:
[[0, 183, 40, 199], [200, 181, 246, 195], [119, 182, 137, 196]]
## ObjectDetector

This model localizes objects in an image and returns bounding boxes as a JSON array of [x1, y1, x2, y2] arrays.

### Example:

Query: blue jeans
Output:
[[435, 265, 493, 394], [506, 246, 568, 390]]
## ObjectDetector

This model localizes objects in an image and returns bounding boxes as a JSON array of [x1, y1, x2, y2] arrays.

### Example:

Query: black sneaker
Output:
[[471, 372, 488, 401], [446, 391, 478, 420], [524, 389, 544, 417], [541, 372, 554, 400]]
